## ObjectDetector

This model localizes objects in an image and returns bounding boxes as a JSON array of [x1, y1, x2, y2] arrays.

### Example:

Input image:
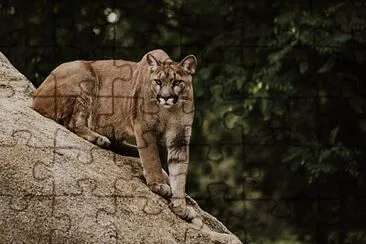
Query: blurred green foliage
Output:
[[2, 0, 366, 243]]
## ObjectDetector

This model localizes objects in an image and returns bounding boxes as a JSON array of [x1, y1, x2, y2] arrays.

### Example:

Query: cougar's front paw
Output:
[[169, 201, 197, 221], [95, 136, 111, 148], [148, 183, 172, 198]]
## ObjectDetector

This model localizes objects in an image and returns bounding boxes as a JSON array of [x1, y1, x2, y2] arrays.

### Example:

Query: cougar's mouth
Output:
[[157, 96, 177, 109]]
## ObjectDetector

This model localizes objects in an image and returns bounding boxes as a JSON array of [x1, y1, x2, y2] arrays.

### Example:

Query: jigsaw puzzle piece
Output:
[[114, 173, 151, 198], [0, 195, 71, 243], [282, 97, 320, 144], [94, 69, 146, 132], [52, 127, 150, 197], [0, 81, 15, 98], [198, 47, 248, 101], [34, 46, 84, 79], [183, 225, 242, 244], [51, 135, 122, 196], [52, 178, 117, 243], [240, 199, 294, 242], [206, 86, 294, 146], [241, 142, 326, 200], [96, 195, 171, 244], [53, 127, 95, 164], [271, 200, 291, 219], [0, 56, 34, 99], [221, 198, 280, 243], [0, 129, 55, 196], [205, 181, 246, 205], [188, 143, 245, 201], [223, 108, 272, 145], [193, 87, 244, 145]]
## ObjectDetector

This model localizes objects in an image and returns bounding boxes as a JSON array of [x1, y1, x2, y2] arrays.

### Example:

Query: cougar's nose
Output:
[[157, 95, 178, 104], [158, 95, 171, 101], [159, 88, 171, 99]]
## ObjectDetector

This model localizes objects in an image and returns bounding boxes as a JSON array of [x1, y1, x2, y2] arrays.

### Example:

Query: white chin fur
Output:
[[162, 104, 173, 108]]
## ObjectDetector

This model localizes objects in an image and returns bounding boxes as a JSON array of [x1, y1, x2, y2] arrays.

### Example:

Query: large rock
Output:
[[0, 52, 242, 244]]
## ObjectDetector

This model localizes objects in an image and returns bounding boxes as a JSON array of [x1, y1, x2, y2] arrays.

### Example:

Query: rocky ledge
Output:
[[0, 52, 242, 244]]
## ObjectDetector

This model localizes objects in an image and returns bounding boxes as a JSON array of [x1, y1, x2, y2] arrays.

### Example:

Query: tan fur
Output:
[[32, 49, 198, 221]]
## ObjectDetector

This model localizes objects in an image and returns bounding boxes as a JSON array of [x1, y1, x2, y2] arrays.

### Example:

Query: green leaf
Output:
[[332, 33, 352, 43], [299, 61, 308, 74], [317, 55, 337, 73], [260, 98, 271, 120], [329, 126, 339, 144], [318, 149, 332, 162]]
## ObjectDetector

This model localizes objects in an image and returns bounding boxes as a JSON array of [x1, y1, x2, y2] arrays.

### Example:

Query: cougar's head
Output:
[[147, 53, 197, 109]]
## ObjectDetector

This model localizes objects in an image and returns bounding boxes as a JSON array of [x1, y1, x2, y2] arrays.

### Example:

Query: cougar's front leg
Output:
[[68, 93, 111, 148], [167, 127, 197, 221], [134, 128, 172, 198]]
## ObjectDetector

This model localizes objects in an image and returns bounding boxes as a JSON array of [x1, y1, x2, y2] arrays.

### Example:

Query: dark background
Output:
[[1, 0, 366, 243]]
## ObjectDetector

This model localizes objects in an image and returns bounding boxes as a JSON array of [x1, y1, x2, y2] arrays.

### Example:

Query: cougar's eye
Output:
[[154, 79, 162, 86], [172, 80, 182, 86]]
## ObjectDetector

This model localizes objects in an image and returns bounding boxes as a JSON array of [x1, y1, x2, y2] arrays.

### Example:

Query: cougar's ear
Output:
[[180, 55, 197, 75], [147, 54, 160, 72]]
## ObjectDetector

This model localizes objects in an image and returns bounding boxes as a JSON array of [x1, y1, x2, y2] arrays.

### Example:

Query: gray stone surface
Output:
[[0, 52, 242, 244]]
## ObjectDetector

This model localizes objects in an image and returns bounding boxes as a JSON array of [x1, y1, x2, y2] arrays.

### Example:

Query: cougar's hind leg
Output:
[[68, 93, 111, 148]]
